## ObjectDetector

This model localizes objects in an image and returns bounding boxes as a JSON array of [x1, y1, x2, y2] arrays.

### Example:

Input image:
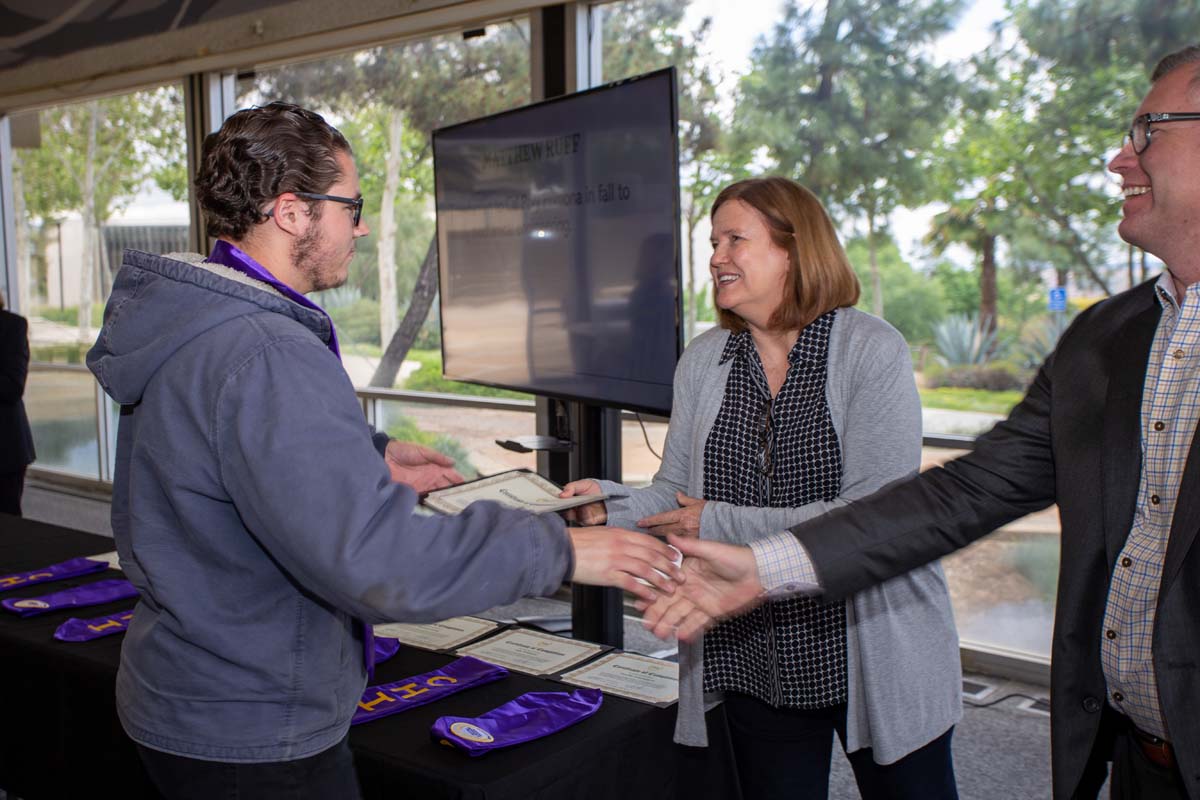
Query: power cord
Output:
[[635, 412, 663, 460], [964, 692, 1047, 709]]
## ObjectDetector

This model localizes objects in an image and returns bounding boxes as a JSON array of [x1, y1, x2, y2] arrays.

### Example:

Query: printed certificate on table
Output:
[[86, 551, 122, 570], [422, 469, 609, 515], [561, 652, 678, 707], [455, 627, 606, 675], [374, 616, 501, 652]]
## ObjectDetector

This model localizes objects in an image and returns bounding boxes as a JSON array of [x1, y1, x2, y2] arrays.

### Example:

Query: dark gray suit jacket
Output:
[[0, 309, 35, 473], [790, 279, 1199, 799]]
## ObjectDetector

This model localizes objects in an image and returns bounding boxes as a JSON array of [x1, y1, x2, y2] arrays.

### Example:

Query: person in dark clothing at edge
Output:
[[0, 289, 35, 516], [86, 102, 682, 800]]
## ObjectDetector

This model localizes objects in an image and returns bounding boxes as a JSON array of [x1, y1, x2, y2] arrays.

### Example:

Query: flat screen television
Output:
[[432, 68, 682, 416]]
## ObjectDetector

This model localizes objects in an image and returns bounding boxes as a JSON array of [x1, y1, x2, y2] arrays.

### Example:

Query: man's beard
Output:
[[291, 222, 348, 294]]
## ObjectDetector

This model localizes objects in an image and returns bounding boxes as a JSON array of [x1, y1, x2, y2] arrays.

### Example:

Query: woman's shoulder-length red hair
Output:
[[712, 177, 860, 334]]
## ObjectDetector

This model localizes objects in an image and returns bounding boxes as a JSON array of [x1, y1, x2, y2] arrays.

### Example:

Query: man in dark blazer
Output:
[[0, 289, 35, 516], [642, 46, 1200, 800]]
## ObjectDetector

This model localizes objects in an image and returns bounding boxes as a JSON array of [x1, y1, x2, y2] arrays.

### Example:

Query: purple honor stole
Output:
[[374, 636, 401, 665], [351, 657, 508, 726], [432, 688, 603, 756], [0, 557, 108, 592], [206, 240, 341, 358], [1, 578, 138, 618], [54, 609, 136, 642]]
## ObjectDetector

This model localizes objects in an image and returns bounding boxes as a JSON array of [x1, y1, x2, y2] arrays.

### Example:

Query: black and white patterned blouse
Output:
[[701, 310, 849, 709]]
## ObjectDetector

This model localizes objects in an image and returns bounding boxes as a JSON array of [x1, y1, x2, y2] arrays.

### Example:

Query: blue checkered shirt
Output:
[[1101, 272, 1200, 739]]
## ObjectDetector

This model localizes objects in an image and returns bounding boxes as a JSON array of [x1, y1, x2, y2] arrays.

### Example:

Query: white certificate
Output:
[[423, 469, 609, 515], [561, 652, 679, 706], [373, 616, 501, 651], [86, 551, 122, 570], [455, 628, 606, 675]]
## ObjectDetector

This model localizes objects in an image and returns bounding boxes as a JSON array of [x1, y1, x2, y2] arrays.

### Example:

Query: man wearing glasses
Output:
[[86, 102, 681, 799], [642, 45, 1200, 800]]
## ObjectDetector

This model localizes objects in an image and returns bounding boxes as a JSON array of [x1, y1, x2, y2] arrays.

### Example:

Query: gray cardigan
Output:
[[598, 309, 961, 763]]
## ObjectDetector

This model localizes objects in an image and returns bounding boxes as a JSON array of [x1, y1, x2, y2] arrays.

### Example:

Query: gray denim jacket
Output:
[[89, 250, 571, 762], [598, 312, 961, 764]]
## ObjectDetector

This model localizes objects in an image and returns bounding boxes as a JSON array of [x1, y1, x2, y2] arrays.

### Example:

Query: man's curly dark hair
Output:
[[195, 102, 352, 240]]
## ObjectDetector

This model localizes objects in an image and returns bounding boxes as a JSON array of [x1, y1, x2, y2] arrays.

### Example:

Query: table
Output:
[[0, 514, 739, 799]]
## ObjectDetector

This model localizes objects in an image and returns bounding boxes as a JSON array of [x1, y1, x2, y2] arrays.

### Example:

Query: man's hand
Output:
[[384, 440, 465, 492], [558, 479, 608, 525], [638, 534, 764, 642], [569, 526, 684, 604], [637, 492, 706, 537]]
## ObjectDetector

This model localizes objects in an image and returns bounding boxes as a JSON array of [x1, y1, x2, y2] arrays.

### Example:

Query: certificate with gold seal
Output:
[[455, 627, 606, 675], [374, 616, 501, 651], [561, 652, 678, 706]]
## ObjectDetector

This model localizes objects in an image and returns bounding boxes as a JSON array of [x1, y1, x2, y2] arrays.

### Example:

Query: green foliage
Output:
[[383, 415, 478, 480], [925, 364, 1026, 392], [734, 0, 965, 221], [933, 313, 1002, 366], [692, 286, 716, 323], [846, 236, 945, 343], [402, 350, 532, 400], [1016, 312, 1074, 369], [31, 342, 87, 364], [918, 386, 1025, 415], [327, 299, 382, 346]]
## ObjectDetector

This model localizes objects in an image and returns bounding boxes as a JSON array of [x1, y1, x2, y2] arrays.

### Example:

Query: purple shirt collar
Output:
[[207, 240, 340, 359]]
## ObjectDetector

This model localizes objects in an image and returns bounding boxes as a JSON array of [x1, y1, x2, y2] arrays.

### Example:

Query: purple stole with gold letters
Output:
[[54, 609, 136, 641], [352, 657, 508, 725], [0, 558, 108, 592]]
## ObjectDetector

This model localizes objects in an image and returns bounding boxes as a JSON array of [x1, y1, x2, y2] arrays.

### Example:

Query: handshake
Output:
[[557, 480, 767, 643], [386, 443, 768, 642]]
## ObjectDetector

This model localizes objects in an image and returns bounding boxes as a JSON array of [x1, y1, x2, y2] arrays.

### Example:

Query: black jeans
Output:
[[135, 735, 362, 800], [724, 692, 958, 800]]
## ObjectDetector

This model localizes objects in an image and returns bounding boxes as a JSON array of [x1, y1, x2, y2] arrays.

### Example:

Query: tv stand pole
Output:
[[536, 396, 624, 648]]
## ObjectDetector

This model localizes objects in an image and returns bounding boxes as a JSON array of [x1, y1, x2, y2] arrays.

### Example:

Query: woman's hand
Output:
[[637, 492, 706, 537], [558, 479, 608, 525], [568, 526, 683, 603]]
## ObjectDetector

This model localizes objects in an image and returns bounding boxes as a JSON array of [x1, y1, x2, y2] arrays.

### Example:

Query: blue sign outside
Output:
[[1048, 287, 1067, 312]]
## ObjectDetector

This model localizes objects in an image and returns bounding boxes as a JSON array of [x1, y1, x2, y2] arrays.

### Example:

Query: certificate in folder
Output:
[[422, 469, 611, 515]]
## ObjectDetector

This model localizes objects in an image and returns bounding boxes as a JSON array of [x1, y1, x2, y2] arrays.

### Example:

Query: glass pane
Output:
[[372, 399, 537, 480], [592, 0, 1111, 657], [922, 446, 1056, 658], [622, 415, 667, 487], [237, 20, 532, 394], [26, 367, 100, 479], [14, 85, 189, 365]]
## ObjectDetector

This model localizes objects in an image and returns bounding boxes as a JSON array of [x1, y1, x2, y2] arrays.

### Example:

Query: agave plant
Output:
[[933, 313, 1000, 366], [1018, 313, 1072, 369]]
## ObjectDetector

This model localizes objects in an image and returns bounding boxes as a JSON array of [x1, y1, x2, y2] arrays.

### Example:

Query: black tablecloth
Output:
[[0, 514, 738, 799]]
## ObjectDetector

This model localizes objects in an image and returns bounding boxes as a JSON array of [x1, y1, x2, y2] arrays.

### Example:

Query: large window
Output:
[[588, 0, 1175, 660], [16, 83, 187, 478], [235, 19, 533, 477]]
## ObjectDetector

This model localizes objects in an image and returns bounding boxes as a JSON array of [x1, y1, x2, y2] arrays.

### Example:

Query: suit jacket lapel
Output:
[[1101, 300, 1161, 564]]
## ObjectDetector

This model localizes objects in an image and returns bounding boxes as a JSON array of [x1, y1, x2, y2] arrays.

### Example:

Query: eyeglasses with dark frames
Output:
[[267, 192, 364, 226], [1126, 112, 1200, 154], [293, 192, 364, 226]]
